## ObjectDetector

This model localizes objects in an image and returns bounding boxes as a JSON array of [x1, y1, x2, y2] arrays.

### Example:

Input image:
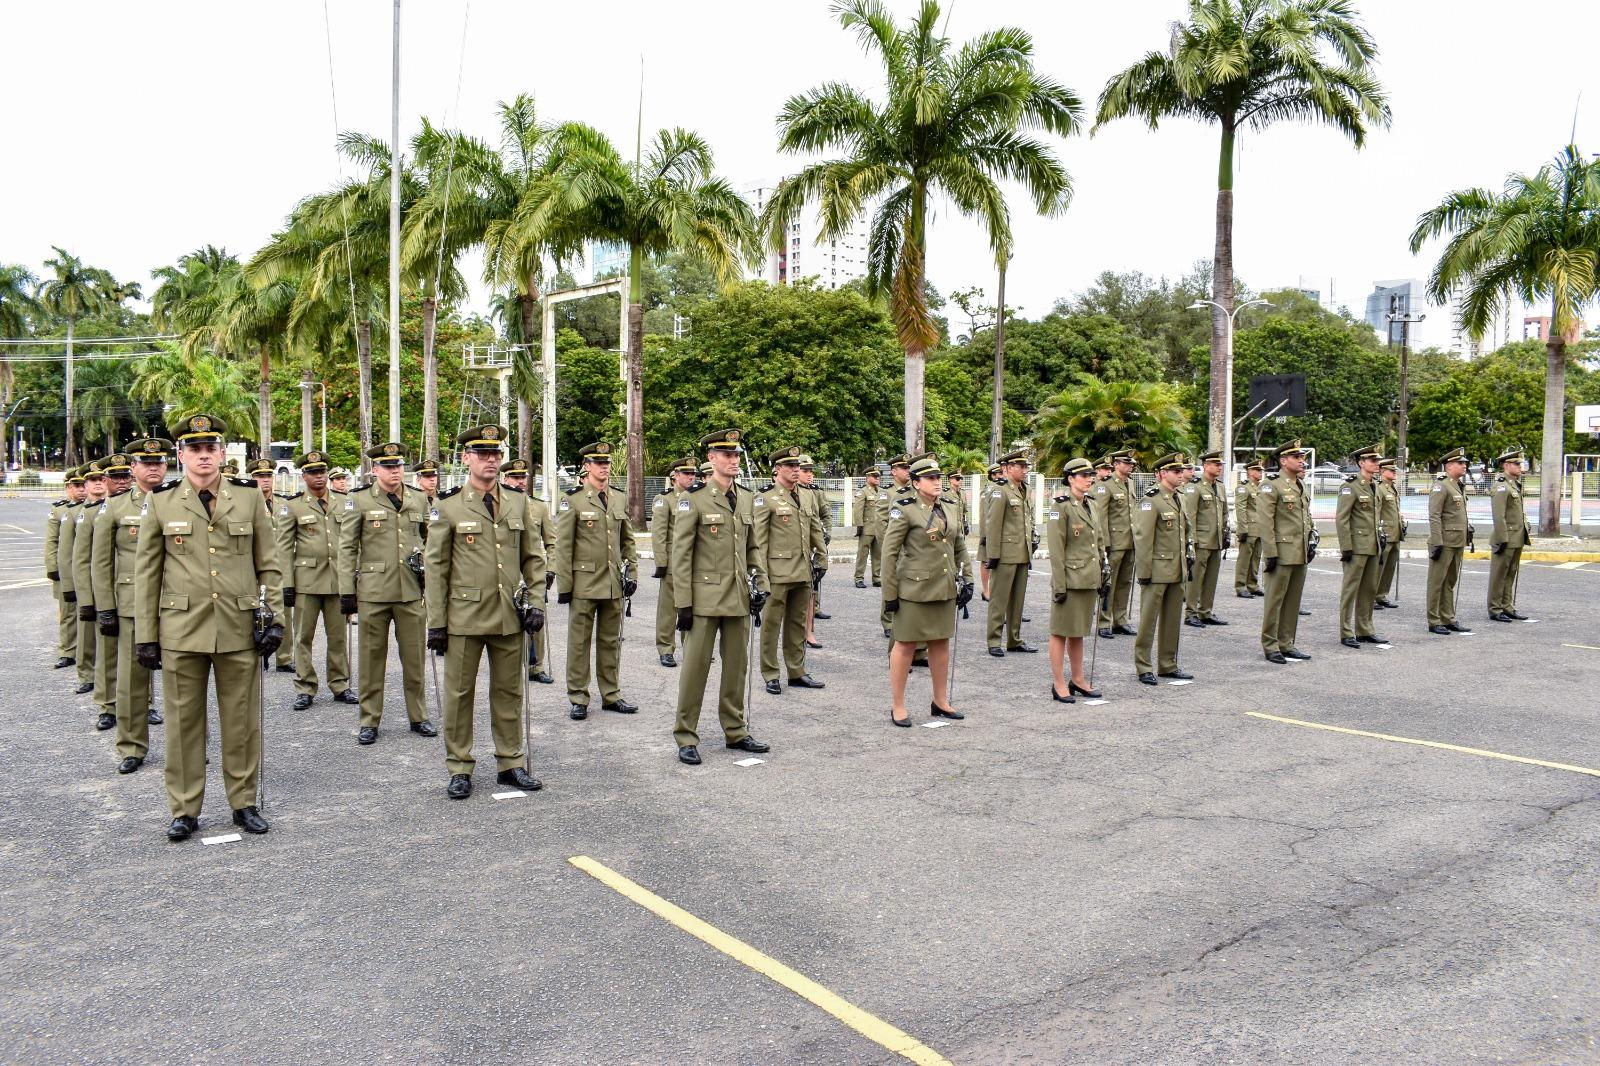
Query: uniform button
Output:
[[211, 570, 218, 577], [212, 592, 219, 599], [208, 547, 216, 554], [208, 526, 214, 532]]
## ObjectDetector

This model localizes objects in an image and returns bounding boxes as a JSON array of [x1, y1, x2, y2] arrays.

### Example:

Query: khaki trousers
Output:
[[1378, 542, 1400, 600], [76, 616, 96, 686], [115, 623, 153, 760], [276, 603, 295, 668], [566, 596, 623, 706], [1427, 547, 1463, 626], [442, 631, 523, 775], [164, 648, 259, 817], [1099, 548, 1135, 628], [760, 580, 809, 681], [1488, 545, 1523, 614], [359, 599, 427, 727], [1261, 562, 1308, 654], [57, 592, 75, 658], [655, 574, 678, 656], [854, 534, 881, 582], [293, 592, 350, 696], [1133, 580, 1184, 675], [1234, 535, 1263, 593], [986, 562, 1029, 649], [1338, 553, 1380, 639], [1185, 547, 1221, 620], [94, 628, 116, 715], [674, 613, 750, 748]]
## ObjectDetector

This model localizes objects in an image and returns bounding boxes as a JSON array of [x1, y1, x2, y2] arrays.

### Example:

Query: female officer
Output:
[[1048, 457, 1105, 702], [882, 455, 973, 726]]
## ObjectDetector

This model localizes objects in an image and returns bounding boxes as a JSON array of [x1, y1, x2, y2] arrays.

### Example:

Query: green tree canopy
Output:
[[1030, 375, 1194, 473]]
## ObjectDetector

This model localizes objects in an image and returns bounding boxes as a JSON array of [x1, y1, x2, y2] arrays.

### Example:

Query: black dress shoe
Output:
[[890, 708, 912, 727], [814, 611, 831, 620], [1097, 627, 1114, 640], [1357, 635, 1388, 645], [1158, 669, 1194, 680], [871, 580, 881, 587], [804, 639, 823, 649], [1184, 617, 1207, 628], [75, 682, 94, 695], [602, 697, 638, 714], [1283, 649, 1311, 661], [911, 657, 930, 669], [1138, 673, 1157, 685], [1068, 680, 1101, 699], [496, 767, 542, 791], [334, 689, 359, 705], [275, 662, 295, 673], [95, 712, 115, 731], [1506, 610, 1528, 621], [882, 627, 892, 639], [930, 701, 964, 719], [54, 656, 74, 669], [447, 773, 472, 799], [232, 806, 269, 834], [357, 726, 378, 745], [117, 756, 143, 774], [659, 653, 678, 667], [532, 672, 554, 684], [726, 736, 770, 753], [292, 693, 313, 711], [147, 707, 163, 725], [1251, 589, 1265, 597], [788, 674, 826, 689], [569, 704, 588, 720], [1446, 623, 1472, 633], [1490, 611, 1513, 622], [1008, 642, 1038, 653], [765, 679, 782, 695], [855, 580, 867, 589], [1022, 615, 1032, 623], [166, 815, 198, 841], [1298, 609, 1312, 617], [988, 647, 1006, 657], [1112, 625, 1136, 636], [410, 719, 438, 737], [1375, 598, 1397, 609], [1340, 637, 1361, 648], [1202, 617, 1228, 626], [1428, 624, 1452, 635], [1236, 590, 1253, 599], [1050, 685, 1074, 704], [678, 745, 702, 765], [1265, 651, 1288, 664]]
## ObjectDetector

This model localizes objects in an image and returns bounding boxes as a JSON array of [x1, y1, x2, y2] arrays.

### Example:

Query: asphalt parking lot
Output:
[[3, 495, 1597, 1064]]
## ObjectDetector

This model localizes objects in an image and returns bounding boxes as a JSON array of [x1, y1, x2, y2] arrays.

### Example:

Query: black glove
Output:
[[1265, 557, 1278, 574], [1185, 556, 1195, 582], [427, 627, 448, 654], [1031, 531, 1040, 554], [1428, 545, 1442, 561], [78, 604, 95, 622], [955, 579, 973, 608], [255, 623, 284, 658], [1053, 591, 1067, 604], [97, 611, 119, 636], [64, 590, 76, 603], [135, 642, 162, 671], [986, 558, 999, 571], [545, 571, 556, 591], [1137, 577, 1152, 587], [1340, 549, 1353, 563], [884, 598, 900, 614], [621, 575, 638, 598], [1222, 532, 1233, 551], [676, 606, 694, 632], [47, 570, 58, 582], [749, 590, 769, 617], [652, 565, 667, 579], [1493, 542, 1506, 555], [283, 587, 296, 609], [523, 606, 545, 634], [855, 527, 863, 539], [557, 591, 572, 605], [340, 593, 358, 615]]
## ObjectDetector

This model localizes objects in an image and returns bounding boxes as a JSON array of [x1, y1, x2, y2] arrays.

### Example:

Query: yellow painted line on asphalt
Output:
[[1246, 712, 1600, 779], [1562, 643, 1600, 652], [569, 855, 952, 1066]]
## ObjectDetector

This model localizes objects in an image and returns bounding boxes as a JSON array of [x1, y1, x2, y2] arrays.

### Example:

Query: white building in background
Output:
[[741, 179, 870, 290], [1361, 278, 1516, 358]]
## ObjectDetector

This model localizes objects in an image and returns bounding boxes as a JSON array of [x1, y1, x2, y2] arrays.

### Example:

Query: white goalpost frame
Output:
[[540, 279, 629, 505]]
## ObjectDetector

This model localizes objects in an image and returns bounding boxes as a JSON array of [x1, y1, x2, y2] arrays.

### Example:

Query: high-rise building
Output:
[[1363, 278, 1514, 358], [741, 179, 870, 290]]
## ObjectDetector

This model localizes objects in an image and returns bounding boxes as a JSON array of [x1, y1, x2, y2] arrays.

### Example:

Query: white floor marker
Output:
[[492, 790, 526, 800], [1167, 679, 1194, 686], [734, 757, 765, 766], [922, 721, 948, 729], [201, 833, 241, 846]]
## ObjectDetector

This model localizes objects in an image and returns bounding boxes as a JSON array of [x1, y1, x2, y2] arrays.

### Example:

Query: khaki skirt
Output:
[[891, 598, 956, 643], [1049, 588, 1098, 638]]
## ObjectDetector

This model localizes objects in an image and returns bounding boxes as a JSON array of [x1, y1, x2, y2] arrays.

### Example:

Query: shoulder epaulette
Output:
[[1343, 474, 1356, 483], [438, 485, 463, 499], [895, 493, 915, 505], [1495, 474, 1506, 482], [940, 494, 957, 504], [565, 485, 583, 496], [503, 484, 525, 495], [227, 476, 256, 488], [736, 481, 753, 492], [761, 481, 775, 492], [53, 498, 67, 507], [1435, 473, 1447, 481], [1053, 493, 1070, 503], [687, 482, 706, 494], [1266, 472, 1280, 480], [284, 491, 304, 500], [107, 487, 131, 499], [153, 480, 180, 493], [1144, 486, 1160, 497]]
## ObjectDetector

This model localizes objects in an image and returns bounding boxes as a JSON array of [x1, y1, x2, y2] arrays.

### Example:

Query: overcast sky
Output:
[[7, 0, 1598, 335]]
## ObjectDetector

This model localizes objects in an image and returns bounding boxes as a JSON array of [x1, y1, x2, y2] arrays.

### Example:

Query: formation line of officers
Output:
[[44, 414, 1534, 841]]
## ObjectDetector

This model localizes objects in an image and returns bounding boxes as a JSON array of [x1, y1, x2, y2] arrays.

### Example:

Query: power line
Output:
[[0, 334, 177, 345]]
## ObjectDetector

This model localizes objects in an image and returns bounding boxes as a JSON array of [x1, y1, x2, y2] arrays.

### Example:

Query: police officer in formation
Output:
[[1260, 439, 1315, 664], [1374, 458, 1403, 609], [1426, 447, 1472, 635], [977, 462, 1003, 602], [46, 469, 86, 670], [797, 455, 831, 638], [1233, 459, 1265, 597], [62, 462, 105, 695], [984, 448, 1036, 656], [340, 442, 436, 743], [1181, 449, 1229, 628], [1092, 450, 1137, 639], [854, 465, 887, 587], [77, 456, 128, 728], [670, 428, 770, 765], [425, 424, 543, 799], [1047, 457, 1105, 702], [413, 457, 440, 505], [553, 441, 638, 719], [134, 414, 285, 840], [1132, 452, 1192, 684], [1333, 445, 1388, 648], [755, 446, 827, 694], [500, 458, 557, 683], [1487, 448, 1530, 622], [651, 456, 698, 667], [278, 450, 355, 710]]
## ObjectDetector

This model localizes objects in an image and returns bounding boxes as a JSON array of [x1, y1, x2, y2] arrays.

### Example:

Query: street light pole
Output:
[[1189, 298, 1269, 500], [1386, 308, 1426, 498]]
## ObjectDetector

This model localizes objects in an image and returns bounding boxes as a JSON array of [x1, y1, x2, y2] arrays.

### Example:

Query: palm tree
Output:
[[1409, 145, 1600, 534], [1030, 375, 1194, 474], [769, 0, 1080, 456], [0, 265, 41, 470], [1095, 0, 1390, 451], [36, 247, 115, 465], [131, 344, 258, 436], [71, 360, 134, 453], [509, 123, 759, 521]]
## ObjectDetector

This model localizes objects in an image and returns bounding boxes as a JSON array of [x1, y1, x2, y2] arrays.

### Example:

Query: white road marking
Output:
[[921, 721, 948, 729], [201, 833, 241, 845], [0, 578, 49, 591], [1166, 679, 1194, 686], [734, 757, 765, 766], [491, 790, 526, 800]]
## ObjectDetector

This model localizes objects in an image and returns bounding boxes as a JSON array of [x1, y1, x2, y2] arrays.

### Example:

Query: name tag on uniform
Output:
[[367, 510, 388, 519], [579, 511, 599, 521], [701, 513, 723, 525], [456, 521, 482, 534], [165, 521, 192, 536], [297, 513, 318, 525]]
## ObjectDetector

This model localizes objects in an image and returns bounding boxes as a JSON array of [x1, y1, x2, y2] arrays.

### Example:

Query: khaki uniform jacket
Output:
[[57, 502, 85, 598], [1235, 480, 1262, 538], [72, 498, 104, 609], [1259, 473, 1312, 564], [1181, 478, 1226, 550], [553, 484, 636, 600], [881, 495, 970, 603], [277, 492, 342, 595], [670, 479, 768, 616], [525, 494, 556, 578], [801, 484, 831, 561], [1335, 475, 1380, 555], [1377, 480, 1402, 541], [983, 480, 1034, 564], [1091, 476, 1136, 552], [650, 490, 679, 571], [45, 499, 69, 580], [1490, 475, 1530, 548], [1048, 493, 1105, 593], [855, 484, 889, 536], [1133, 487, 1190, 584], [754, 484, 820, 585], [134, 477, 286, 654], [337, 482, 430, 602], [424, 485, 543, 635], [91, 487, 147, 617], [1427, 475, 1468, 549]]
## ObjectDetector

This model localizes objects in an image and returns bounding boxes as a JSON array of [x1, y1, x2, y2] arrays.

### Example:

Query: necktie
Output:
[[790, 489, 801, 508], [484, 493, 496, 521], [598, 490, 608, 513], [387, 492, 402, 512], [316, 496, 327, 514], [198, 490, 214, 515], [726, 490, 736, 516]]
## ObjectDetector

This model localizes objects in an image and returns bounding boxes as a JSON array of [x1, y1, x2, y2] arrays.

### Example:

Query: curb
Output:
[[1464, 550, 1597, 563]]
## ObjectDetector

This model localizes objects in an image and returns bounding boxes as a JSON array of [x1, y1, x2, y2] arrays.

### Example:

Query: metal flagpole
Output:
[[387, 0, 403, 441]]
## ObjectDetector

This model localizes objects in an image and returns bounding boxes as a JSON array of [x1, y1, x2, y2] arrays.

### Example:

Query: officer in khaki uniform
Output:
[[1047, 457, 1106, 701], [853, 466, 888, 586], [1181, 450, 1228, 627], [247, 457, 295, 674], [339, 442, 436, 742], [64, 462, 107, 694], [1093, 450, 1138, 638], [1259, 439, 1315, 663], [329, 467, 350, 493], [54, 468, 87, 677], [1132, 453, 1192, 684], [650, 457, 697, 667], [554, 441, 639, 719], [670, 429, 771, 765], [977, 463, 1003, 601], [500, 459, 558, 682], [1375, 458, 1403, 608], [797, 456, 830, 629], [92, 439, 170, 772], [413, 457, 440, 505], [1334, 444, 1387, 648], [755, 446, 827, 693], [133, 414, 284, 841], [47, 473, 86, 669], [75, 459, 122, 721], [1233, 459, 1265, 596], [1488, 449, 1531, 622], [278, 450, 355, 709], [1427, 447, 1472, 634], [983, 449, 1036, 655], [425, 425, 544, 799]]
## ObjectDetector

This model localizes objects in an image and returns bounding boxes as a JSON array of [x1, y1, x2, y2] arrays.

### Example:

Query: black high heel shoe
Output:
[[1050, 685, 1075, 704], [930, 701, 964, 720], [1068, 679, 1102, 699], [890, 708, 912, 728]]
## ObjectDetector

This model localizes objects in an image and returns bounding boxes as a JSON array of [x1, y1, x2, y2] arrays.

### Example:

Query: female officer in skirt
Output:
[[1048, 456, 1106, 702], [882, 455, 973, 726]]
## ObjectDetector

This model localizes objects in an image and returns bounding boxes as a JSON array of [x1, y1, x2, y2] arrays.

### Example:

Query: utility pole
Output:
[[988, 253, 1010, 464], [1387, 295, 1426, 498], [387, 0, 403, 443]]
